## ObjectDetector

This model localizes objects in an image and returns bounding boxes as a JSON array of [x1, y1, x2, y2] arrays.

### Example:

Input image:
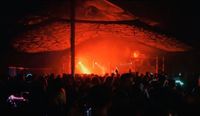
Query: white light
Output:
[[175, 80, 184, 86]]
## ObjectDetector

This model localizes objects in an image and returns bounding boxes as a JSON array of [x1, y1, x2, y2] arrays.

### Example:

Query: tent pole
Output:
[[70, 0, 76, 78]]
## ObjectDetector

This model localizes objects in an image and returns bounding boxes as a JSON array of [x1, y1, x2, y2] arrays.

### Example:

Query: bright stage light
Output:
[[133, 51, 139, 58], [78, 61, 91, 74], [78, 61, 82, 64]]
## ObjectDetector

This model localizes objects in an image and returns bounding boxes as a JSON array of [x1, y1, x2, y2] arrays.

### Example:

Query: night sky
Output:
[[0, 0, 200, 51], [112, 0, 200, 49]]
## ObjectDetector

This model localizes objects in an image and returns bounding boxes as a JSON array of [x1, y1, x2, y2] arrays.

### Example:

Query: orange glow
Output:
[[94, 62, 106, 74], [133, 51, 140, 58], [73, 35, 156, 74], [77, 61, 91, 74], [19, 29, 159, 74]]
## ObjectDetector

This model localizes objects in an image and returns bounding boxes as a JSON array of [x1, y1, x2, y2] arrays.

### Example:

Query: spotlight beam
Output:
[[78, 61, 91, 74]]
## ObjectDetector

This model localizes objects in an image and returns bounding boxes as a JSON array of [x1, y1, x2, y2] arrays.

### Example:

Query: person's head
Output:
[[120, 73, 132, 88], [49, 73, 55, 80], [52, 78, 64, 90], [92, 77, 100, 86], [104, 76, 113, 86]]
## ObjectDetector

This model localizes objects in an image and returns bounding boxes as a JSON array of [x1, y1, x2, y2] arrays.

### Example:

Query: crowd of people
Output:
[[0, 71, 200, 116]]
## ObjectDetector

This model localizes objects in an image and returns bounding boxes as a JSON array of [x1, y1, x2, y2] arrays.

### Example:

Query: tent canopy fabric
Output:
[[12, 0, 190, 53]]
